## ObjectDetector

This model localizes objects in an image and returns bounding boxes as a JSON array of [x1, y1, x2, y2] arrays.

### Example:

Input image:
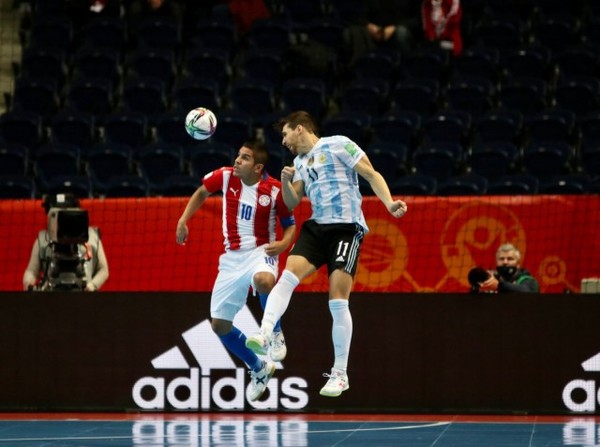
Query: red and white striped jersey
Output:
[[202, 167, 295, 251]]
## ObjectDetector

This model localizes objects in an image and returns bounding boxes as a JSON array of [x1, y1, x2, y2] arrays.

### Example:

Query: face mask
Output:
[[497, 265, 517, 280]]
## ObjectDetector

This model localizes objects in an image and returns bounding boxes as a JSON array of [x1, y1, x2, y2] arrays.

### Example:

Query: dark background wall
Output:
[[1, 292, 598, 414]]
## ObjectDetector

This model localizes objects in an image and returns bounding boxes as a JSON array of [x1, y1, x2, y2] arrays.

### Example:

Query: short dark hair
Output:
[[274, 110, 319, 136], [242, 140, 269, 168]]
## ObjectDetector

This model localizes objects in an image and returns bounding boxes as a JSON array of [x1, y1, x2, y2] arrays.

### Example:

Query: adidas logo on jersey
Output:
[[131, 306, 309, 410], [336, 256, 345, 262]]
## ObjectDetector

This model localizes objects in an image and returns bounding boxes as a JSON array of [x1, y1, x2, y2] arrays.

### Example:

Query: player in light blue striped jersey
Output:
[[247, 111, 407, 397]]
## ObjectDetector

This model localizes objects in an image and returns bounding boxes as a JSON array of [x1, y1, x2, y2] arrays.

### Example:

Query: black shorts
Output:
[[290, 220, 365, 277]]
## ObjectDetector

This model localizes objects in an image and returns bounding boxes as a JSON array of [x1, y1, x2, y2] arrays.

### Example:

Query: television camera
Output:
[[39, 194, 90, 291]]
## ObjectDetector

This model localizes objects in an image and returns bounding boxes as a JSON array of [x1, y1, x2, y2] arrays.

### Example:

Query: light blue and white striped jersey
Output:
[[292, 135, 369, 233]]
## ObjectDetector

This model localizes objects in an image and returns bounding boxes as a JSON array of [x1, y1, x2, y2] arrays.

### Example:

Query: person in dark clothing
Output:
[[475, 243, 540, 293]]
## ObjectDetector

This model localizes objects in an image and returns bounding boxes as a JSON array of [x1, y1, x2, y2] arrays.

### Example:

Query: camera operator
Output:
[[469, 243, 539, 294], [22, 193, 109, 292]]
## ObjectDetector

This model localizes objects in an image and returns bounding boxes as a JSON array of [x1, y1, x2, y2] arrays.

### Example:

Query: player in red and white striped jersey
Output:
[[176, 141, 296, 401]]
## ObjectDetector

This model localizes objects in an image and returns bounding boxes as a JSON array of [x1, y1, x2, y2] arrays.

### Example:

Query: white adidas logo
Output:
[[132, 305, 309, 411], [563, 352, 600, 412]]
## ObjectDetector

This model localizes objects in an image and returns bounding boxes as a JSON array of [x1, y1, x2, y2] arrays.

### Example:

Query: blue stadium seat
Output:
[[173, 77, 221, 114], [98, 175, 149, 198], [423, 111, 471, 145], [388, 174, 438, 195], [247, 18, 291, 51], [81, 16, 128, 51], [412, 142, 463, 182], [67, 77, 114, 119], [103, 112, 149, 150], [437, 174, 489, 196], [497, 78, 547, 118], [522, 141, 574, 180], [0, 175, 36, 199], [392, 79, 439, 118], [50, 111, 96, 150], [538, 174, 592, 194], [42, 175, 92, 199], [0, 110, 42, 151], [127, 48, 176, 91], [487, 174, 540, 195], [33, 143, 81, 190], [87, 143, 133, 190], [340, 79, 390, 116], [182, 48, 231, 94], [280, 78, 327, 121], [473, 109, 523, 144], [467, 141, 520, 181], [0, 144, 29, 177], [136, 142, 184, 189], [121, 77, 168, 123], [189, 142, 235, 178], [73, 46, 121, 88], [12, 77, 60, 121]]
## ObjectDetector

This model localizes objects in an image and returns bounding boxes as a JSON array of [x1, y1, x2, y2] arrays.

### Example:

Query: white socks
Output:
[[329, 299, 353, 371], [261, 270, 300, 336]]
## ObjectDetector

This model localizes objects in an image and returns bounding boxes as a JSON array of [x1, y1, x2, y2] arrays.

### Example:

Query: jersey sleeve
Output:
[[201, 167, 226, 194], [333, 137, 365, 169]]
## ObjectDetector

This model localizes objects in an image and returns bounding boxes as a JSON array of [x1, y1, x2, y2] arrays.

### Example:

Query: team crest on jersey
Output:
[[307, 156, 314, 167], [258, 195, 272, 207], [319, 153, 327, 164]]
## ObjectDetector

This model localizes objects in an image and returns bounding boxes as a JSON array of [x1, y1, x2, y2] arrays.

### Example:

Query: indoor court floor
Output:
[[0, 413, 598, 446]]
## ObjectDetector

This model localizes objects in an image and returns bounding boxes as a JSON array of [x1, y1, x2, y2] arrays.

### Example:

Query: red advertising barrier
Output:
[[1, 195, 598, 292]]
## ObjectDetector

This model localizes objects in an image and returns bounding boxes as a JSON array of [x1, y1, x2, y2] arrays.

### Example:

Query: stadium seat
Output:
[[151, 174, 200, 197], [241, 48, 283, 85], [229, 78, 277, 118], [173, 77, 221, 114], [532, 17, 581, 52], [0, 175, 36, 199], [190, 19, 237, 52], [452, 48, 500, 84], [388, 174, 438, 195], [80, 16, 128, 51], [87, 143, 133, 189], [402, 48, 450, 84], [304, 18, 345, 53], [473, 19, 525, 51], [502, 46, 553, 83], [365, 142, 409, 182], [321, 114, 369, 147], [19, 46, 66, 87], [423, 110, 471, 145], [412, 142, 463, 182], [473, 109, 523, 145], [487, 174, 540, 195], [98, 175, 149, 198], [72, 46, 121, 88], [437, 174, 488, 196], [137, 142, 184, 189], [136, 16, 181, 51], [103, 112, 149, 150], [247, 18, 291, 51], [554, 47, 600, 79], [467, 141, 520, 181], [50, 111, 96, 150], [444, 78, 494, 116], [280, 78, 327, 121], [353, 49, 398, 83], [538, 174, 592, 194], [371, 111, 421, 148], [0, 110, 43, 151], [67, 77, 114, 119], [29, 15, 73, 51], [524, 109, 576, 145], [392, 79, 440, 118], [189, 142, 235, 178], [182, 48, 231, 94], [497, 78, 547, 118], [42, 175, 92, 198], [0, 144, 29, 177], [553, 78, 600, 118], [127, 48, 176, 91], [340, 79, 390, 116], [522, 141, 574, 180], [121, 77, 168, 123], [33, 143, 81, 189], [12, 77, 60, 121], [210, 111, 253, 149]]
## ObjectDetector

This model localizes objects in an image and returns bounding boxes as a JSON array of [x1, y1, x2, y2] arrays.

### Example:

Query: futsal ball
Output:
[[185, 107, 217, 140]]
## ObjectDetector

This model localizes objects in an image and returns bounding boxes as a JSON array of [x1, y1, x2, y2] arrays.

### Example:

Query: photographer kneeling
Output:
[[22, 193, 109, 292], [469, 243, 539, 294]]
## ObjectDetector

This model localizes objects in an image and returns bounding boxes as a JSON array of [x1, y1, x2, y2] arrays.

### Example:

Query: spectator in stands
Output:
[[474, 243, 540, 293], [245, 111, 408, 398], [175, 141, 296, 402], [23, 193, 109, 292], [421, 0, 463, 55], [342, 0, 422, 66]]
